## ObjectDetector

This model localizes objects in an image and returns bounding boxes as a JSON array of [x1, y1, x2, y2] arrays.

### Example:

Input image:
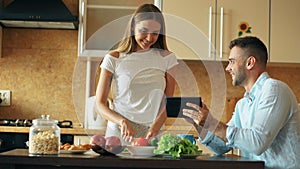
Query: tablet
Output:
[[165, 97, 202, 117]]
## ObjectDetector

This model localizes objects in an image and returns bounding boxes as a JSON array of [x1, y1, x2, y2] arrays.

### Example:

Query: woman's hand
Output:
[[119, 119, 135, 142], [145, 128, 159, 139]]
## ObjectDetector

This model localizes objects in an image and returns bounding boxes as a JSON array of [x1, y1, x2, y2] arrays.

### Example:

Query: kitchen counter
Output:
[[0, 127, 105, 152], [0, 119, 198, 136], [0, 126, 105, 135], [0, 149, 264, 169], [0, 117, 198, 136]]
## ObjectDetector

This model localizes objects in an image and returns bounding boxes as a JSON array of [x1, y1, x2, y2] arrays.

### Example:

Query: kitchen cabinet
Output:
[[78, 0, 161, 57], [162, 0, 269, 60], [269, 0, 300, 63]]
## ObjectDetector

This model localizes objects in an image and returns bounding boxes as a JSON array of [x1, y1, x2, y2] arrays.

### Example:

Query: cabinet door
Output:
[[78, 0, 154, 57], [270, 0, 300, 63], [216, 0, 269, 61], [162, 0, 269, 61], [162, 0, 216, 60]]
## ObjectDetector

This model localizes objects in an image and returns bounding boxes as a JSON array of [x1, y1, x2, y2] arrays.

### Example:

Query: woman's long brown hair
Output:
[[114, 4, 168, 54]]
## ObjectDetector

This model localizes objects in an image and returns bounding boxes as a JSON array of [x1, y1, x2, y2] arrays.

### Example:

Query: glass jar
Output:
[[29, 115, 60, 155]]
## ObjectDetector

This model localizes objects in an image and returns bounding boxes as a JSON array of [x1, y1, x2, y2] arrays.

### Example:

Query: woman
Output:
[[95, 4, 178, 144]]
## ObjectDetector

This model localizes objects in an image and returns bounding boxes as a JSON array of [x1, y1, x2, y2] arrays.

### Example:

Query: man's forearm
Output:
[[193, 123, 208, 140], [198, 116, 228, 142], [208, 120, 228, 142]]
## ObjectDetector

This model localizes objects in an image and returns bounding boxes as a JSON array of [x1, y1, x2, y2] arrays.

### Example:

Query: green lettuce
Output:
[[154, 133, 202, 158]]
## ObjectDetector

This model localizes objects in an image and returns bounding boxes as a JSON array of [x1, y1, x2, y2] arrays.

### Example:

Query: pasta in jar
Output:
[[29, 115, 60, 155]]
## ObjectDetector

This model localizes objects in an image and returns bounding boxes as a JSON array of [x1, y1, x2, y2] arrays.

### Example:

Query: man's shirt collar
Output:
[[244, 72, 269, 103]]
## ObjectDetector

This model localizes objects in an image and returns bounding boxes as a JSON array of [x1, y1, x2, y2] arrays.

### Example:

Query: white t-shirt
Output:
[[100, 48, 178, 125]]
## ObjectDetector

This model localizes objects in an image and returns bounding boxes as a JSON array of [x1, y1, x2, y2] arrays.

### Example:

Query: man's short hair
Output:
[[229, 36, 268, 68]]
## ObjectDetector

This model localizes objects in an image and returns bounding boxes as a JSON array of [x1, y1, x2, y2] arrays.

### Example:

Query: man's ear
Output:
[[246, 56, 256, 70]]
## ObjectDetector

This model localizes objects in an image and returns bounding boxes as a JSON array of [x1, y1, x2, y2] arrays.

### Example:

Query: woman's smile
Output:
[[134, 19, 161, 51]]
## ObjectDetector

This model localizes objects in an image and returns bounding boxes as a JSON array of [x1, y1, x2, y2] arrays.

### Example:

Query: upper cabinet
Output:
[[78, 0, 158, 57], [162, 0, 269, 61], [78, 0, 300, 63], [269, 0, 300, 63]]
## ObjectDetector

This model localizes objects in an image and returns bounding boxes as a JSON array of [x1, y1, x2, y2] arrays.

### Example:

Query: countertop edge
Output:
[[0, 126, 105, 135], [0, 149, 265, 169]]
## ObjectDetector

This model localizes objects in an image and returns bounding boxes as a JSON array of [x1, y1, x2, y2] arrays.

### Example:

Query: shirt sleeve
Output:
[[199, 130, 232, 155], [100, 54, 117, 74], [164, 53, 178, 70]]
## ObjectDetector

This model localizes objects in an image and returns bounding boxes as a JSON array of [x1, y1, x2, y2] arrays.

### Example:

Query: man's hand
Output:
[[183, 116, 208, 140], [183, 102, 228, 142], [182, 102, 210, 127]]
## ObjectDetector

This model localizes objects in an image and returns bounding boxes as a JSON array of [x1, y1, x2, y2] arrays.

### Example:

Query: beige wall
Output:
[[1, 27, 299, 124], [0, 1, 299, 124], [0, 28, 82, 122]]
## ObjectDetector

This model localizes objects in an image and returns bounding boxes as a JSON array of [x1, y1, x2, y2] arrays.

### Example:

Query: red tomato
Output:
[[132, 137, 149, 146]]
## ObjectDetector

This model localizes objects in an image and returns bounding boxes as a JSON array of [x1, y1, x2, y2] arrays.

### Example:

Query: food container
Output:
[[29, 115, 60, 155]]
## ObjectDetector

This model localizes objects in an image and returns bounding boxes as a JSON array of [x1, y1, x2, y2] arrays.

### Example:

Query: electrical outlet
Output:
[[0, 90, 11, 106]]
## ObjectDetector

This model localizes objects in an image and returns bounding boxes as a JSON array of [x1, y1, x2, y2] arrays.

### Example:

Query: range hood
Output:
[[0, 0, 78, 29]]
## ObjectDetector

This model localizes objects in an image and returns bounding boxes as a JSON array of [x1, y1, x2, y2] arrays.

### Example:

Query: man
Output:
[[183, 36, 300, 169]]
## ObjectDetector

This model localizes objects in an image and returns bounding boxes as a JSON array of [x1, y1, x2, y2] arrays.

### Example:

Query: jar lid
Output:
[[32, 115, 58, 125]]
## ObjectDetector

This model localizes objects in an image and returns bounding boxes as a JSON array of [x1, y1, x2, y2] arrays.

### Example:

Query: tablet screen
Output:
[[165, 97, 202, 117]]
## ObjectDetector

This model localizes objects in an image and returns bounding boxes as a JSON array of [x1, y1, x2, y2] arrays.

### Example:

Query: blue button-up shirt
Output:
[[200, 72, 300, 169]]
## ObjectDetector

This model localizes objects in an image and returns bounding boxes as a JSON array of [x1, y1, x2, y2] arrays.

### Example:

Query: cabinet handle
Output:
[[78, 0, 86, 55], [219, 7, 224, 59], [208, 6, 213, 58], [85, 59, 92, 128]]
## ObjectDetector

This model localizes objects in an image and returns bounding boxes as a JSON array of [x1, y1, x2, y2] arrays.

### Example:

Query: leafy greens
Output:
[[154, 133, 202, 158]]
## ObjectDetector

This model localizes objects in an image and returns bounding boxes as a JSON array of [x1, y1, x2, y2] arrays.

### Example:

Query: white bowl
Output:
[[126, 145, 156, 157]]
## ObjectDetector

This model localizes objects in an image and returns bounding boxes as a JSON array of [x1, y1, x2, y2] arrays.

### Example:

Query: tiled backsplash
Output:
[[0, 28, 299, 124]]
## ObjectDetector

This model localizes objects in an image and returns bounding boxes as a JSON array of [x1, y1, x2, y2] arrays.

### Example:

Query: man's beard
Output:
[[233, 66, 247, 86]]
